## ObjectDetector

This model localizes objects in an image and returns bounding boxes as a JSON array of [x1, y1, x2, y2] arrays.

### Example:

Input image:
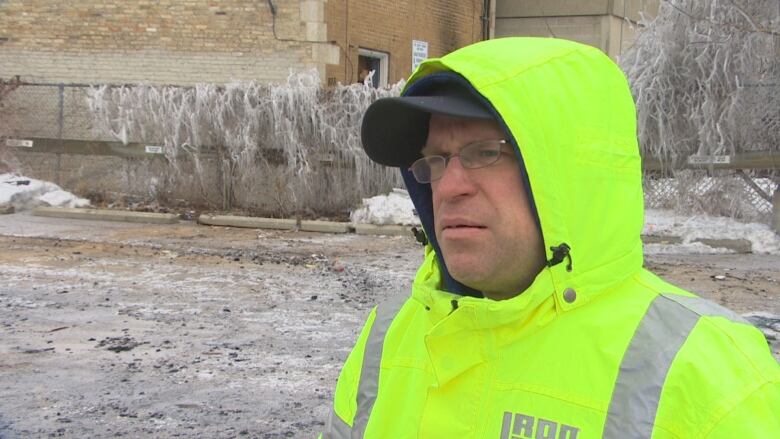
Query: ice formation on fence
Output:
[[87, 70, 405, 216], [621, 0, 778, 222]]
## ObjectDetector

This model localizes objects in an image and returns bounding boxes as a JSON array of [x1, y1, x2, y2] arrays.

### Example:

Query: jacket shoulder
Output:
[[633, 271, 780, 437]]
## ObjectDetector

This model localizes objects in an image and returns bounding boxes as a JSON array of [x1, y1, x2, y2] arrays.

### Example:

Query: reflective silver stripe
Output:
[[604, 293, 748, 438], [322, 409, 352, 439], [352, 294, 407, 437], [663, 292, 749, 324]]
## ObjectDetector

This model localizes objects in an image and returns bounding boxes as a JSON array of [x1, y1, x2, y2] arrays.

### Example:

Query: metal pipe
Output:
[[482, 0, 491, 40]]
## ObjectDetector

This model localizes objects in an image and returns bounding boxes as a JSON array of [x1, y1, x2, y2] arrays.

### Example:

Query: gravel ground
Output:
[[0, 212, 778, 438]]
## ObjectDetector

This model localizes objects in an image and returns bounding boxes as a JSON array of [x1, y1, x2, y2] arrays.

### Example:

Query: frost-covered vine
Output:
[[87, 71, 405, 216]]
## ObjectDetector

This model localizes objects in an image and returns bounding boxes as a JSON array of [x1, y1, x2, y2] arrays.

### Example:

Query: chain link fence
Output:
[[0, 83, 105, 141], [644, 171, 776, 221]]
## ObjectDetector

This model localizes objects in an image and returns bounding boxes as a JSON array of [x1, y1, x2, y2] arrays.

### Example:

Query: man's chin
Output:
[[445, 261, 489, 289]]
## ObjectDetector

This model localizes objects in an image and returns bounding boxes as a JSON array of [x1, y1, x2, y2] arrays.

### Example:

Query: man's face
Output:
[[423, 115, 545, 300]]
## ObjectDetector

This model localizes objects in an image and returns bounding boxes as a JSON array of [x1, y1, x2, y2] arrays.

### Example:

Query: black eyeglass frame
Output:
[[408, 139, 511, 184]]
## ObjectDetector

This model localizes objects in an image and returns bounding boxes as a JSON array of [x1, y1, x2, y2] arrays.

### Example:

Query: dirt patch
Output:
[[0, 222, 417, 438]]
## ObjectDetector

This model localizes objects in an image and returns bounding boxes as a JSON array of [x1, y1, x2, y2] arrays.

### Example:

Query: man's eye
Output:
[[477, 149, 500, 158]]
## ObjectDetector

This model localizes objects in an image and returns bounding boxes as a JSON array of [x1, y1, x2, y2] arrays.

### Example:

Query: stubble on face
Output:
[[425, 115, 545, 300]]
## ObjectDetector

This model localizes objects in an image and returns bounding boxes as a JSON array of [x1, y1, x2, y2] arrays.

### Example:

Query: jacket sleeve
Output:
[[320, 306, 378, 438], [704, 380, 780, 438]]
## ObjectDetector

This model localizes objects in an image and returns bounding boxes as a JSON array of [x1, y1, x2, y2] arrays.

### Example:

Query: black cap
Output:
[[360, 74, 494, 167]]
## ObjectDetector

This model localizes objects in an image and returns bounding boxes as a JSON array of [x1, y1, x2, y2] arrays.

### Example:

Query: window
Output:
[[357, 48, 389, 88]]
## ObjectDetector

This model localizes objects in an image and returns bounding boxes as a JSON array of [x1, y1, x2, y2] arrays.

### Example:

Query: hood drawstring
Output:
[[411, 227, 428, 246], [547, 243, 573, 272]]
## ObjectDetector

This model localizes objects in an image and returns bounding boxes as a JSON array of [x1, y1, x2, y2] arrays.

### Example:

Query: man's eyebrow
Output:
[[420, 145, 442, 156]]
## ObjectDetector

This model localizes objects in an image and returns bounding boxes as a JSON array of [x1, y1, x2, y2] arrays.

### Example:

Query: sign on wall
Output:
[[687, 155, 732, 165], [145, 145, 164, 154], [412, 40, 429, 72], [6, 139, 33, 148]]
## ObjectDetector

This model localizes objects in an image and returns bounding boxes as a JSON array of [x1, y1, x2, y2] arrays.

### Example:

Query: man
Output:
[[322, 38, 780, 438]]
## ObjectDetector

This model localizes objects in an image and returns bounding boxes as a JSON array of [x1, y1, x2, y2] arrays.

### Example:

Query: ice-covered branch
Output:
[[86, 71, 406, 215], [621, 0, 778, 161]]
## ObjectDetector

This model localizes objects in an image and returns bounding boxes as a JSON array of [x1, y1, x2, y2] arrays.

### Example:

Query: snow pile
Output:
[[644, 208, 780, 255], [0, 174, 90, 211], [350, 188, 420, 226], [642, 241, 735, 256]]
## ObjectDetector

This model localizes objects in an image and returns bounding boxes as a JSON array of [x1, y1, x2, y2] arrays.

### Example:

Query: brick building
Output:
[[325, 0, 485, 87], [0, 0, 486, 87]]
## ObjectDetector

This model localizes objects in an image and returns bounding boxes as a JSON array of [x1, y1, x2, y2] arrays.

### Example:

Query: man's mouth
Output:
[[440, 218, 486, 231], [443, 224, 486, 230]]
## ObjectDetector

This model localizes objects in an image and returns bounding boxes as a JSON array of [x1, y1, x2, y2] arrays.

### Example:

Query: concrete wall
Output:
[[325, 0, 485, 85], [8, 144, 376, 216], [0, 0, 336, 85], [9, 146, 285, 212], [495, 0, 659, 58], [12, 151, 225, 206]]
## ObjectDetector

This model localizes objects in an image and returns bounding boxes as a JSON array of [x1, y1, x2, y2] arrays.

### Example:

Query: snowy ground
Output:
[[643, 208, 780, 255], [0, 179, 778, 438]]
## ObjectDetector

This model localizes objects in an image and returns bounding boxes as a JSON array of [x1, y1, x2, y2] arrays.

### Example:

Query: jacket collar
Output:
[[411, 248, 557, 330]]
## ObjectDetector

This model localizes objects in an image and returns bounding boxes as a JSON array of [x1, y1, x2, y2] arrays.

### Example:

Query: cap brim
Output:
[[361, 86, 493, 167]]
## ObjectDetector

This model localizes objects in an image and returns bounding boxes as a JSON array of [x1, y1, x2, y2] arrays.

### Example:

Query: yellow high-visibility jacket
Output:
[[322, 38, 780, 438]]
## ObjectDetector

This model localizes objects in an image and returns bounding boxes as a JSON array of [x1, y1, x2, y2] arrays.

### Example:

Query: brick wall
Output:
[[0, 0, 483, 86], [325, 0, 485, 86], [0, 0, 325, 85]]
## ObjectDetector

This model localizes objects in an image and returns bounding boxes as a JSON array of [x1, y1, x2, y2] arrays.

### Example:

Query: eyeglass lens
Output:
[[410, 140, 506, 184]]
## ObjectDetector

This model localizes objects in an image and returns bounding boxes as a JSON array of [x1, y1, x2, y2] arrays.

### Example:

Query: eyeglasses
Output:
[[409, 139, 511, 184]]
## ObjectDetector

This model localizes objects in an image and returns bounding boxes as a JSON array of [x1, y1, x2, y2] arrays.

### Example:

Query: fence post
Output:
[[222, 159, 232, 211], [56, 83, 64, 185], [772, 181, 780, 235]]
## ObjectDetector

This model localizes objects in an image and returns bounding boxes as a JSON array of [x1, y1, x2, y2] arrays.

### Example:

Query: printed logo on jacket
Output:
[[501, 411, 580, 439]]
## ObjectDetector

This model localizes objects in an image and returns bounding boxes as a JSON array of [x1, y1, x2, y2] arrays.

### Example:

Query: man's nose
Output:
[[432, 156, 477, 199]]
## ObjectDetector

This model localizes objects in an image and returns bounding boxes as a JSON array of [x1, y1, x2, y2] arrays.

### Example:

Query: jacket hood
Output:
[[403, 37, 645, 314]]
